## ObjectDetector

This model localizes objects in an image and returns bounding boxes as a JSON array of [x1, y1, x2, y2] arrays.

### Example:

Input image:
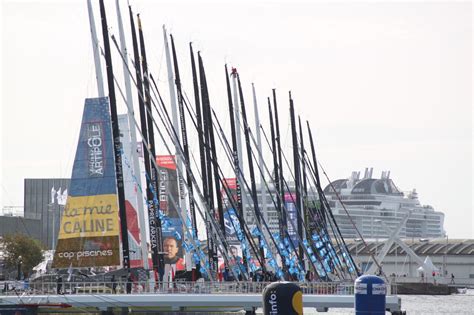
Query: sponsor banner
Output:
[[119, 115, 143, 268], [53, 98, 121, 268], [284, 193, 299, 247], [355, 282, 367, 295], [156, 155, 184, 270], [221, 178, 239, 244], [57, 194, 119, 239], [372, 283, 386, 295], [53, 236, 120, 268]]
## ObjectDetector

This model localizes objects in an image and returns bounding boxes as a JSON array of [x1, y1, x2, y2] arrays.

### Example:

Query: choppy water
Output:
[[295, 289, 474, 314]]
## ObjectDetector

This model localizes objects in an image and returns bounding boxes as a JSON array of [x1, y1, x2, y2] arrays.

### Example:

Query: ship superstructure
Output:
[[323, 168, 445, 239]]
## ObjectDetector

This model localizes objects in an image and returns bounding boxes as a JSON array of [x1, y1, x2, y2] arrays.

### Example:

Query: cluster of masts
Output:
[[88, 0, 360, 283]]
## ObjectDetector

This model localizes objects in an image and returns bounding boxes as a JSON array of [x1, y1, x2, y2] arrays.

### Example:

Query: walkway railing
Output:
[[1, 280, 356, 296]]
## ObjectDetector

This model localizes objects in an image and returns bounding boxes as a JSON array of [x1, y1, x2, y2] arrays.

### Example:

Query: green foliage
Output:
[[2, 233, 44, 277]]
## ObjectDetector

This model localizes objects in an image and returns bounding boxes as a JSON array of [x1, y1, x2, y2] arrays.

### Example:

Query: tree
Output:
[[2, 233, 44, 279]]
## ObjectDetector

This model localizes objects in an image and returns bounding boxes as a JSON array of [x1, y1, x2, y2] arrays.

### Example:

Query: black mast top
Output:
[[289, 92, 305, 270], [137, 13, 164, 278], [98, 0, 130, 270]]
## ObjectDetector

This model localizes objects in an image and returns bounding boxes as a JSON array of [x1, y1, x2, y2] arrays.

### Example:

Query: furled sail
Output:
[[52, 97, 121, 268]]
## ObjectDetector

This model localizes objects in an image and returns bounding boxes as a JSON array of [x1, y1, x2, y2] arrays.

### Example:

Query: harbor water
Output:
[[292, 289, 474, 314]]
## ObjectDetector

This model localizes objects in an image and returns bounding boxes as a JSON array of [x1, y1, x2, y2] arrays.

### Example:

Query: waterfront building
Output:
[[346, 238, 474, 281]]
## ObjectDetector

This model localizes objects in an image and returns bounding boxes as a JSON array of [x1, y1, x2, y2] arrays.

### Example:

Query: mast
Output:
[[236, 74, 265, 265], [298, 116, 311, 272], [163, 27, 187, 233], [134, 12, 164, 278], [252, 84, 268, 227], [190, 45, 211, 268], [230, 70, 247, 222], [267, 99, 287, 276], [198, 53, 219, 275], [289, 92, 305, 269], [87, 0, 105, 97], [306, 122, 326, 227], [272, 90, 287, 240], [98, 0, 130, 270], [115, 0, 148, 270], [225, 65, 247, 270], [170, 35, 197, 271]]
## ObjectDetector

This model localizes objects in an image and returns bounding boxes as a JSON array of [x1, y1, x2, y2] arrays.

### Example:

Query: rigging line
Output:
[[102, 33, 205, 271], [317, 160, 387, 281], [220, 103, 306, 259], [147, 76, 249, 280], [242, 115, 328, 278], [246, 119, 338, 278], [211, 108, 300, 278], [211, 109, 277, 275], [259, 123, 347, 278], [112, 30, 275, 279], [301, 152, 355, 279], [137, 60, 242, 280], [109, 67, 212, 277]]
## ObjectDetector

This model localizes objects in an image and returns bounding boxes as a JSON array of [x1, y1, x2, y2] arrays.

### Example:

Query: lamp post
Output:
[[17, 255, 22, 280], [443, 234, 448, 278]]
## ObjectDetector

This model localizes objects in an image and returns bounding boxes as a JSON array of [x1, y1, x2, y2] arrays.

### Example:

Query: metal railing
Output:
[[0, 280, 357, 296]]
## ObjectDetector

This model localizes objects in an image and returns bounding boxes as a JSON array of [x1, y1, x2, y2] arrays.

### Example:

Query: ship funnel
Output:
[[363, 168, 369, 179]]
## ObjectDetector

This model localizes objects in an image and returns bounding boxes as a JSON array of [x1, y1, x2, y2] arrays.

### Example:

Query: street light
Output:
[[17, 255, 22, 280], [443, 234, 448, 277]]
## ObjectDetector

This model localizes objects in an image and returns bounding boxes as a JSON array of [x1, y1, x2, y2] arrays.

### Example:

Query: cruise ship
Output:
[[323, 168, 445, 239]]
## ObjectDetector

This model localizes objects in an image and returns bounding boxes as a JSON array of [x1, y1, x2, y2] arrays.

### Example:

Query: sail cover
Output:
[[52, 97, 121, 268]]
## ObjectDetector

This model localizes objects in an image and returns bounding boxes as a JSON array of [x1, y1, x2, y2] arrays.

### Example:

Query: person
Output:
[[451, 273, 455, 284], [126, 274, 132, 294], [56, 276, 63, 294], [3, 282, 8, 293], [163, 237, 185, 271], [111, 275, 117, 294]]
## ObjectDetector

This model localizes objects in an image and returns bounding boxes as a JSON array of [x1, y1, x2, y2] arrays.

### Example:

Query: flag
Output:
[[59, 189, 68, 206], [67, 263, 73, 282], [56, 188, 62, 206], [51, 186, 56, 204]]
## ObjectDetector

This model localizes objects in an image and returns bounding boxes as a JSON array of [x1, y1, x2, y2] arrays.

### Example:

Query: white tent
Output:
[[417, 256, 439, 275]]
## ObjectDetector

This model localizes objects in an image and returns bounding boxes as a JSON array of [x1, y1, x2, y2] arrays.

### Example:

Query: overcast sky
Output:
[[1, 1, 472, 238]]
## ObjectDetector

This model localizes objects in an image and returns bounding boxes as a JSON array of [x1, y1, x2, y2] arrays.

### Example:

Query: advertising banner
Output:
[[156, 155, 185, 271], [221, 178, 239, 244], [118, 115, 144, 268], [284, 192, 299, 247], [53, 97, 121, 268]]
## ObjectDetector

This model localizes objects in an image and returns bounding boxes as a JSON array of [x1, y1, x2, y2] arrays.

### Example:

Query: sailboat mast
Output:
[[163, 27, 187, 229], [252, 84, 268, 226], [298, 116, 311, 273], [115, 0, 149, 270], [190, 45, 210, 259], [87, 0, 105, 97], [230, 70, 247, 222], [306, 122, 326, 227], [236, 74, 266, 265], [272, 90, 287, 240], [198, 53, 219, 274], [170, 36, 198, 270], [289, 93, 305, 269], [135, 13, 164, 277], [267, 99, 287, 276], [98, 0, 130, 269]]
